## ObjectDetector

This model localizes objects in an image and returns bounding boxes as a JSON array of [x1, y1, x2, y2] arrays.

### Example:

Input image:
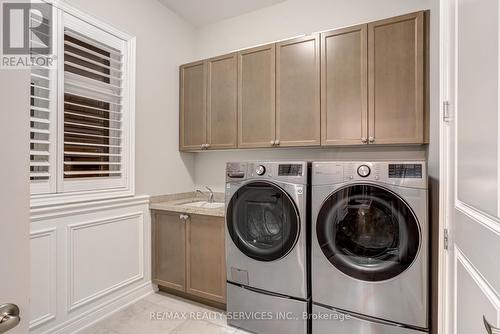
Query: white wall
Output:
[[66, 0, 198, 197], [191, 0, 434, 193]]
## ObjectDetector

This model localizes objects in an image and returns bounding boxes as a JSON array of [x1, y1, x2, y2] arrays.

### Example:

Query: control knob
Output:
[[357, 165, 371, 177], [255, 165, 266, 176]]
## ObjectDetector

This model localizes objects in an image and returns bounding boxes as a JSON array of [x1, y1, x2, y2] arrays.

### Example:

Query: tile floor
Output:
[[78, 291, 251, 334]]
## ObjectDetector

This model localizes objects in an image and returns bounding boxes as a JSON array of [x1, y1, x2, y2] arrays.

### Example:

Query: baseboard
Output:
[[44, 282, 155, 334]]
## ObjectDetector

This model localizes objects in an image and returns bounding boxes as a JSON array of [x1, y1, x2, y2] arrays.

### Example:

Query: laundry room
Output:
[[1, 0, 497, 334]]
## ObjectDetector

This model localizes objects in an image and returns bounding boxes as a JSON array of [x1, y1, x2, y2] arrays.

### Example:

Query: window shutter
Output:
[[62, 28, 124, 181], [30, 9, 55, 194]]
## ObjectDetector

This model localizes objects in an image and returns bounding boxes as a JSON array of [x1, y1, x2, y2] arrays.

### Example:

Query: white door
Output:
[[0, 5, 31, 330], [442, 0, 500, 333]]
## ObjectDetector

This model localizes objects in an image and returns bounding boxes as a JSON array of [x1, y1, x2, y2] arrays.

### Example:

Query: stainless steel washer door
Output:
[[316, 184, 421, 282], [226, 181, 300, 262]]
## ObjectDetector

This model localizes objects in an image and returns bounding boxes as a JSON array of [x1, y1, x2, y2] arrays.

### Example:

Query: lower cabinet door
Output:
[[152, 211, 186, 291], [312, 304, 426, 334], [186, 214, 226, 303]]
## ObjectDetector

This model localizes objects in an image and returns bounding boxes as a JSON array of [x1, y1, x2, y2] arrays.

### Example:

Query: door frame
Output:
[[438, 0, 451, 333]]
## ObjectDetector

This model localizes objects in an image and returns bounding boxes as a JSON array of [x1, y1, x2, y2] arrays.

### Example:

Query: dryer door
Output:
[[316, 184, 420, 281], [227, 181, 300, 262]]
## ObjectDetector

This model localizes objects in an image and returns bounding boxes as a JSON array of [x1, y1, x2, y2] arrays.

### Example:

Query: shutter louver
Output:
[[63, 29, 123, 179], [30, 10, 54, 193]]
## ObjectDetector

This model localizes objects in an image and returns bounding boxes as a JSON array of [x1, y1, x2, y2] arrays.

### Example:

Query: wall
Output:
[[66, 0, 197, 197], [191, 0, 435, 193]]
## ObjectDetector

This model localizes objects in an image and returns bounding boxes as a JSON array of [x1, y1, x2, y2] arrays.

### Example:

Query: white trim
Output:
[[456, 200, 500, 237], [29, 228, 58, 329], [30, 194, 149, 221], [66, 212, 144, 312]]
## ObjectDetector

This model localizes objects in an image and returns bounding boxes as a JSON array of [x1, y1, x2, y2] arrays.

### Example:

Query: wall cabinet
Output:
[[276, 35, 321, 147], [321, 25, 368, 146], [238, 44, 276, 148], [368, 11, 426, 144], [179, 55, 237, 151], [152, 211, 226, 305], [179, 11, 428, 151]]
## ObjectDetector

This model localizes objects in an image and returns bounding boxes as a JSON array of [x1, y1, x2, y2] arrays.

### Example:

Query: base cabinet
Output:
[[152, 211, 226, 305]]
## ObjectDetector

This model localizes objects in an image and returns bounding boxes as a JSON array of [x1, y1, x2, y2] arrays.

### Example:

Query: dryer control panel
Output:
[[226, 161, 308, 185], [312, 161, 427, 189]]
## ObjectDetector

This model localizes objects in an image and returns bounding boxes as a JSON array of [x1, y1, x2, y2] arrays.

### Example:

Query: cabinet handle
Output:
[[484, 316, 500, 334], [270, 140, 275, 146], [368, 136, 375, 143], [205, 143, 210, 149], [361, 137, 367, 144], [200, 144, 205, 150], [274, 140, 280, 146], [179, 214, 189, 221]]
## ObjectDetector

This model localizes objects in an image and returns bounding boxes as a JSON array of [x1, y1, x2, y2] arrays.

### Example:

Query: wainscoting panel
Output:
[[29, 195, 154, 334], [30, 228, 57, 329]]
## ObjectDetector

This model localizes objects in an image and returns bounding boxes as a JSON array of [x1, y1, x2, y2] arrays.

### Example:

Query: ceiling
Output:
[[158, 0, 287, 27]]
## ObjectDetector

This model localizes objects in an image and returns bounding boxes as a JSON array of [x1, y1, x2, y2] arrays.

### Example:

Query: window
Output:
[[30, 5, 135, 201]]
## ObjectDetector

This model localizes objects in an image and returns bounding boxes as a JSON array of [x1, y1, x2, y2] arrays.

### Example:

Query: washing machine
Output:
[[311, 161, 429, 333], [225, 161, 310, 334]]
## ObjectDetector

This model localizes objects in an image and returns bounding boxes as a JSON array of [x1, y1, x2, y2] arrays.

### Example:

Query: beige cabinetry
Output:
[[152, 211, 226, 305], [321, 25, 368, 146], [276, 35, 321, 147], [180, 54, 237, 151], [237, 44, 276, 148], [368, 11, 425, 144], [179, 61, 206, 151], [207, 54, 238, 149], [179, 11, 428, 150]]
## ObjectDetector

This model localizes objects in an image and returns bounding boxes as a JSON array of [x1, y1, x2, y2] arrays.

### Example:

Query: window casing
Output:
[[30, 4, 135, 203]]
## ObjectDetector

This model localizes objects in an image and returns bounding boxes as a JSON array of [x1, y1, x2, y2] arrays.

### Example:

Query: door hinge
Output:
[[443, 100, 452, 122], [444, 228, 449, 250]]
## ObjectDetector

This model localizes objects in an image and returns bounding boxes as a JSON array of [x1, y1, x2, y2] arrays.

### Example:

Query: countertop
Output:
[[149, 192, 225, 217]]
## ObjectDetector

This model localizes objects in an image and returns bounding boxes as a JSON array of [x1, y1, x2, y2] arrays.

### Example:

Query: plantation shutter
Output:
[[62, 24, 125, 186], [30, 9, 55, 194]]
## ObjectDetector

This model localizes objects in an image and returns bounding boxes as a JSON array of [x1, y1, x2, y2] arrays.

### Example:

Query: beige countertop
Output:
[[149, 192, 225, 217]]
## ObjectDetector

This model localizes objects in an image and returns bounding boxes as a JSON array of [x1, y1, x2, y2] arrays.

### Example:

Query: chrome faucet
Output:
[[196, 186, 214, 203]]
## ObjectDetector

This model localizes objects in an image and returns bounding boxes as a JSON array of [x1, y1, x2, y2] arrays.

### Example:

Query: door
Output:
[[237, 44, 276, 148], [179, 60, 206, 151], [186, 215, 226, 303], [226, 182, 300, 261], [0, 45, 30, 332], [152, 211, 186, 292], [316, 184, 421, 282], [442, 0, 500, 333], [207, 53, 237, 150], [368, 12, 425, 145], [276, 35, 320, 147], [321, 25, 368, 146]]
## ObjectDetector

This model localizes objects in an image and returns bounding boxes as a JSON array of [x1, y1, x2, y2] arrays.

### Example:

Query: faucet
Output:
[[196, 186, 214, 203]]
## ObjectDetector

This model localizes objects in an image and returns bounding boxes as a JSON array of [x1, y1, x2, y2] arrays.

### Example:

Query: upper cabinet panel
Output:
[[368, 12, 425, 144], [207, 54, 238, 149], [180, 61, 206, 151], [276, 35, 321, 147], [238, 44, 276, 148], [321, 25, 368, 146]]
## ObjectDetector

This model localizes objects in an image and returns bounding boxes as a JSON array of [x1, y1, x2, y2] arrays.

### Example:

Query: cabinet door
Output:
[[207, 54, 237, 149], [276, 35, 320, 147], [180, 61, 207, 151], [321, 25, 368, 146], [238, 44, 276, 148], [368, 12, 425, 144], [152, 212, 186, 291], [186, 215, 226, 304]]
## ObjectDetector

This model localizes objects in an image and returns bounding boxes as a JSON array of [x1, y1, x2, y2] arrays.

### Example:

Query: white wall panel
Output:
[[30, 229, 57, 329], [456, 0, 499, 217], [67, 213, 144, 311]]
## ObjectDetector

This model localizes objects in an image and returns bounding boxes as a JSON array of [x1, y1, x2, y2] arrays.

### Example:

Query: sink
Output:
[[180, 201, 225, 209]]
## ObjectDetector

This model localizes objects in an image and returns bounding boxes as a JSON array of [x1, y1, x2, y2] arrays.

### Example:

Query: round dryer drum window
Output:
[[316, 184, 421, 281], [227, 182, 300, 262]]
